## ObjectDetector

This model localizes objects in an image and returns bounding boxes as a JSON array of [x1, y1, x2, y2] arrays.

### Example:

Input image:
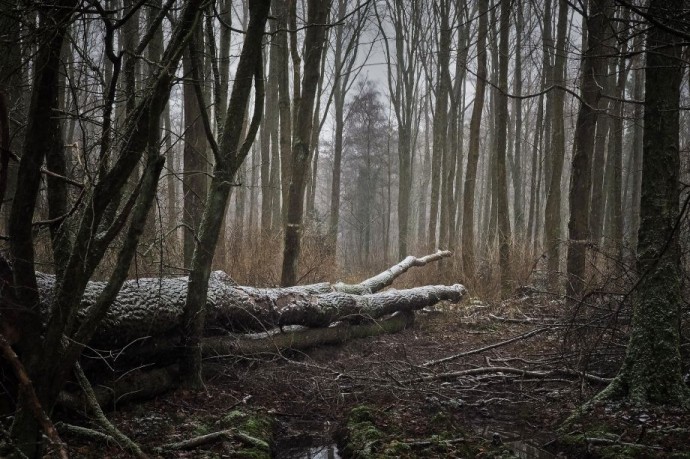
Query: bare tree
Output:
[[182, 27, 209, 268], [461, 0, 488, 275], [6, 1, 205, 453], [328, 0, 370, 257], [543, 0, 569, 290], [179, 0, 270, 387], [281, 0, 332, 286], [375, 0, 424, 259], [594, 0, 689, 406], [494, 0, 512, 294], [566, 0, 611, 299], [427, 0, 451, 250]]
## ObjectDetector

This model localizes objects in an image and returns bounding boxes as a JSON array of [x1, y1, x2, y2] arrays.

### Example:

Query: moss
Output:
[[339, 405, 486, 458], [191, 419, 213, 437], [382, 440, 411, 455], [218, 410, 273, 459], [340, 405, 385, 458]]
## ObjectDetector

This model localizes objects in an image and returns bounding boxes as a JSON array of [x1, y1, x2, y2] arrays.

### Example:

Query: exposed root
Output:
[[73, 363, 148, 458]]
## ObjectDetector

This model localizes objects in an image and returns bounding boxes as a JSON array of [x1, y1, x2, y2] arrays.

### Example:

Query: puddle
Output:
[[504, 440, 555, 459], [276, 443, 340, 459], [476, 426, 554, 459]]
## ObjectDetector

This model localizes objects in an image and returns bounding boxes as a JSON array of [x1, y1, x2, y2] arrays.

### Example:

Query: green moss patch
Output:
[[218, 410, 273, 458], [337, 404, 497, 458]]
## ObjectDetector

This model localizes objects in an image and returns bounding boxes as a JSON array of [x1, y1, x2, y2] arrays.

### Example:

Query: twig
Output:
[[585, 436, 663, 451], [489, 314, 559, 324], [0, 333, 68, 459], [423, 327, 550, 367], [401, 366, 611, 385], [161, 429, 269, 451], [403, 436, 466, 447]]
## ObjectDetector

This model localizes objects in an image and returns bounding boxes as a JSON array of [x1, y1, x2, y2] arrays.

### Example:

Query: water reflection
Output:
[[504, 440, 555, 459], [277, 444, 340, 459]]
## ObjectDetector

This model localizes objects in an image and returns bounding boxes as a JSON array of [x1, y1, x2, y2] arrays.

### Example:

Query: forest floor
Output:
[[61, 289, 690, 458]]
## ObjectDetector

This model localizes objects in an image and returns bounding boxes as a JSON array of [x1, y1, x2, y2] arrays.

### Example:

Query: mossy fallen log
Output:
[[62, 312, 415, 409]]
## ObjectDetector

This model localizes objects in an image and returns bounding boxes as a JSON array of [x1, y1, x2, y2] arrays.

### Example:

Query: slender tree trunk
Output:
[[604, 12, 629, 256], [276, 0, 291, 223], [527, 75, 546, 255], [281, 0, 331, 287], [543, 0, 568, 290], [495, 0, 512, 294], [430, 0, 451, 250], [180, 0, 270, 388], [261, 19, 278, 232], [566, 0, 611, 300], [589, 72, 612, 245], [461, 0, 488, 275], [453, 9, 470, 245], [629, 35, 645, 249], [417, 106, 431, 243], [182, 28, 208, 269], [0, 0, 23, 234], [511, 3, 524, 241]]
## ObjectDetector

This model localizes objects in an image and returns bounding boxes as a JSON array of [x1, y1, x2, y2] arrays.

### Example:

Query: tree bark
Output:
[[180, 0, 270, 388], [543, 0, 568, 290], [24, 251, 458, 352], [281, 0, 331, 287], [182, 28, 208, 269], [595, 0, 689, 406], [461, 0, 488, 276], [495, 0, 512, 295], [565, 0, 610, 300]]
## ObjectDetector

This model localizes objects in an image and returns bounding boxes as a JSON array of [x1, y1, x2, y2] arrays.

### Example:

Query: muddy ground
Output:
[[59, 291, 690, 458]]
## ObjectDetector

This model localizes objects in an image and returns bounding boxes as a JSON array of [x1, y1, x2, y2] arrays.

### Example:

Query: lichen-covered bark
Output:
[[594, 0, 689, 407], [34, 271, 465, 348]]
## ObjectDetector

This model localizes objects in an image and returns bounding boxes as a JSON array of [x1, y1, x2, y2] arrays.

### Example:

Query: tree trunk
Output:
[[511, 3, 524, 242], [543, 0, 568, 290], [604, 11, 629, 256], [565, 0, 610, 300], [461, 0, 488, 276], [182, 28, 208, 269], [281, 0, 331, 287], [495, 0, 512, 295], [276, 0, 291, 224], [433, 0, 452, 251], [180, 0, 270, 388], [0, 0, 23, 234], [595, 0, 689, 406], [628, 35, 645, 249], [260, 20, 277, 233], [25, 251, 459, 352]]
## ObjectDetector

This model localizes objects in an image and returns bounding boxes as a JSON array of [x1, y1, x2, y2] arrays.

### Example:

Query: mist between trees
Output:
[[0, 0, 689, 456]]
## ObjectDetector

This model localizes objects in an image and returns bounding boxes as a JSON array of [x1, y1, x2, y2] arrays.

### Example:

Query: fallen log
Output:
[[62, 312, 416, 410], [33, 251, 461, 348], [41, 252, 464, 407]]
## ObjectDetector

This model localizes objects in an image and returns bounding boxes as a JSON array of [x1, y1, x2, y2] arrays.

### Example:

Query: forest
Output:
[[0, 0, 689, 457]]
